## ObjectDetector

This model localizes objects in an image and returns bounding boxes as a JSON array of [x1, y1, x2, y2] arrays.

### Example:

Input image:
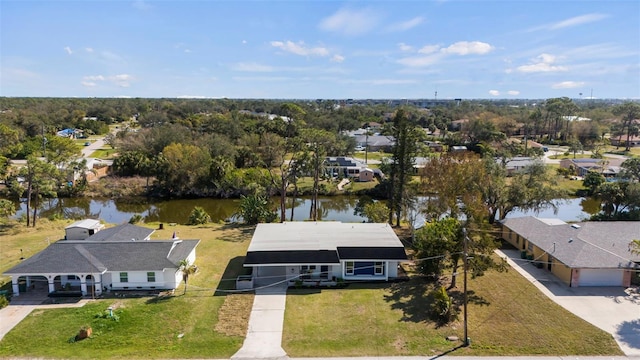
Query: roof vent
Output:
[[570, 224, 581, 229]]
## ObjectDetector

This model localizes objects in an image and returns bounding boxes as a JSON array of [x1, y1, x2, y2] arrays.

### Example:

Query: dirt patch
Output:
[[392, 337, 408, 353], [214, 293, 254, 337]]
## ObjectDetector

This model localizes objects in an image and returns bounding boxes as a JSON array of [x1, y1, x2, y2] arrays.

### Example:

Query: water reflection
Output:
[[15, 196, 600, 224]]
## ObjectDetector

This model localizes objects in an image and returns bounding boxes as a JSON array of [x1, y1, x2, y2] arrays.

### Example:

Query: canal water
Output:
[[15, 196, 601, 225]]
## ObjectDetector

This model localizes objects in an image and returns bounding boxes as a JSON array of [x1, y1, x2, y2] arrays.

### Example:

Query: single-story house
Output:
[[242, 222, 408, 287], [5, 222, 199, 297], [325, 157, 379, 182], [559, 158, 624, 178], [65, 219, 105, 240], [352, 134, 395, 152], [501, 216, 639, 287], [83, 223, 155, 242], [610, 135, 640, 148], [497, 156, 540, 176]]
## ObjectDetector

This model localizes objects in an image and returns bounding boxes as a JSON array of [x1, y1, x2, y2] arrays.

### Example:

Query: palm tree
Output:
[[176, 259, 198, 295]]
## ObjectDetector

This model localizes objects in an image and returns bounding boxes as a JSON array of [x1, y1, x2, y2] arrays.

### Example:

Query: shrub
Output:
[[0, 295, 9, 309], [429, 286, 455, 324], [187, 206, 211, 225]]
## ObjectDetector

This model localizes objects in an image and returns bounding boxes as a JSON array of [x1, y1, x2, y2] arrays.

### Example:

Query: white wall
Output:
[[65, 228, 92, 240]]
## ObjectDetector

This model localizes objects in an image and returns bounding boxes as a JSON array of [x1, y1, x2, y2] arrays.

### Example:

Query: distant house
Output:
[[325, 156, 379, 182], [352, 135, 395, 152], [610, 135, 640, 148], [56, 128, 83, 139], [497, 157, 540, 176], [242, 222, 408, 288], [501, 217, 639, 287], [559, 158, 624, 178], [5, 222, 199, 297], [450, 145, 468, 153], [65, 219, 105, 240], [425, 141, 444, 152]]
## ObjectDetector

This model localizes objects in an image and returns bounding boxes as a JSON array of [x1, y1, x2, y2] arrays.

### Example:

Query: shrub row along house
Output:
[[239, 222, 407, 289], [4, 221, 199, 297], [501, 216, 640, 287]]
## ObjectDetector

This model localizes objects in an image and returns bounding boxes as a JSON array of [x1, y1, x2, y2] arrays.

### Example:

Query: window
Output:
[[345, 261, 354, 275], [147, 272, 156, 282], [374, 262, 384, 275], [527, 241, 533, 252], [119, 272, 128, 283]]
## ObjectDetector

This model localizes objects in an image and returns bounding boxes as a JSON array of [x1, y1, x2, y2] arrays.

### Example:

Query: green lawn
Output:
[[0, 221, 255, 359], [0, 220, 623, 358], [283, 262, 622, 356], [90, 148, 118, 159]]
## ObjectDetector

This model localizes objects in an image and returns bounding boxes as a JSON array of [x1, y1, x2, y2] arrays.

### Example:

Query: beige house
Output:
[[501, 217, 639, 287]]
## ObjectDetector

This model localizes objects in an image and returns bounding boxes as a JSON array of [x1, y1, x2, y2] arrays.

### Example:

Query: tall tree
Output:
[[302, 129, 334, 221], [19, 156, 58, 227], [386, 109, 423, 226], [612, 102, 640, 152]]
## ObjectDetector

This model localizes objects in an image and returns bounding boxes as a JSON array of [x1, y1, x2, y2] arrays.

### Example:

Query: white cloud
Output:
[[231, 62, 275, 72], [242, 40, 247, 44], [385, 16, 424, 32], [111, 74, 132, 87], [318, 8, 380, 36], [184, 49, 192, 53], [81, 74, 132, 87], [516, 53, 568, 73], [85, 47, 94, 53], [83, 75, 105, 81], [489, 90, 500, 96], [418, 45, 440, 54], [397, 53, 444, 67], [398, 43, 413, 52], [441, 41, 494, 55], [552, 81, 585, 89], [549, 13, 609, 30], [507, 90, 520, 96], [330, 54, 345, 63], [64, 46, 72, 55], [270, 41, 330, 57], [369, 79, 418, 85]]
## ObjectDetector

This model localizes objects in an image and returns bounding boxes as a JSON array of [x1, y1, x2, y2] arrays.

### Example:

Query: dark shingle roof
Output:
[[245, 250, 340, 265], [337, 246, 407, 260], [84, 224, 155, 242], [4, 240, 199, 275]]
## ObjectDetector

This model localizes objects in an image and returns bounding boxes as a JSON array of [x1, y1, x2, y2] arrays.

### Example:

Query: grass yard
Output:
[[0, 219, 624, 358], [0, 220, 255, 359], [283, 261, 622, 357], [90, 148, 118, 159]]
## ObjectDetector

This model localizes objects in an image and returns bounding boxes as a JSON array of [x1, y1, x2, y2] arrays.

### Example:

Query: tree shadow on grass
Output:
[[217, 223, 256, 242], [213, 256, 251, 296], [383, 277, 491, 324]]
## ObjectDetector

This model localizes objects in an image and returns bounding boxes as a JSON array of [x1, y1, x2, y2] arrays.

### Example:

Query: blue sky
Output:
[[1, 0, 639, 99]]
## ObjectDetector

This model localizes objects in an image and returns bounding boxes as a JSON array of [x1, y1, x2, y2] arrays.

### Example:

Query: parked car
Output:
[[84, 141, 91, 146]]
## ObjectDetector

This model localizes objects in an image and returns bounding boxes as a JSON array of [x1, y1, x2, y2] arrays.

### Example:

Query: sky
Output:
[[1, 0, 639, 99]]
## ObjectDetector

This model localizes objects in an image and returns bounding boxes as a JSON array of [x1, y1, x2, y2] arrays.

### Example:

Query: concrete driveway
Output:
[[497, 249, 640, 356]]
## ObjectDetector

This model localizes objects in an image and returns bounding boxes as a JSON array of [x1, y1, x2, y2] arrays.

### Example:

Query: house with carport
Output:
[[241, 222, 407, 288], [4, 222, 199, 297], [500, 216, 639, 287]]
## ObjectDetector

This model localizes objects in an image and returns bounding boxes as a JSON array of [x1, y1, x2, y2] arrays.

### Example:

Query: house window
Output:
[[119, 272, 128, 283], [374, 262, 384, 275], [527, 241, 533, 252], [147, 272, 155, 282], [345, 261, 354, 275]]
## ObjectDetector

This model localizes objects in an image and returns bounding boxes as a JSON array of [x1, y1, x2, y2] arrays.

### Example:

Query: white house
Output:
[[65, 219, 105, 240], [4, 223, 199, 297], [243, 222, 407, 288]]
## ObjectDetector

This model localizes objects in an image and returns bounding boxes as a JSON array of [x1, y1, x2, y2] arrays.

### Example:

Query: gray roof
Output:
[[4, 240, 199, 275], [83, 223, 155, 242], [501, 217, 640, 269], [246, 222, 406, 265]]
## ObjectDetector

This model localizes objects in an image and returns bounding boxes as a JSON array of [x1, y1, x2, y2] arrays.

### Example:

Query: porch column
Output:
[[385, 262, 389, 281], [48, 276, 55, 293], [11, 277, 19, 296], [80, 275, 87, 296], [95, 274, 102, 296]]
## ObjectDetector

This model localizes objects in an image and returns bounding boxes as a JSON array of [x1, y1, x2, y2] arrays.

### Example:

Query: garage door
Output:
[[578, 269, 623, 287]]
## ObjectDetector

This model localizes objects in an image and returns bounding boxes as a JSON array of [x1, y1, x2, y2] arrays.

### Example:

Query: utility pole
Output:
[[463, 227, 470, 347], [42, 124, 47, 159]]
